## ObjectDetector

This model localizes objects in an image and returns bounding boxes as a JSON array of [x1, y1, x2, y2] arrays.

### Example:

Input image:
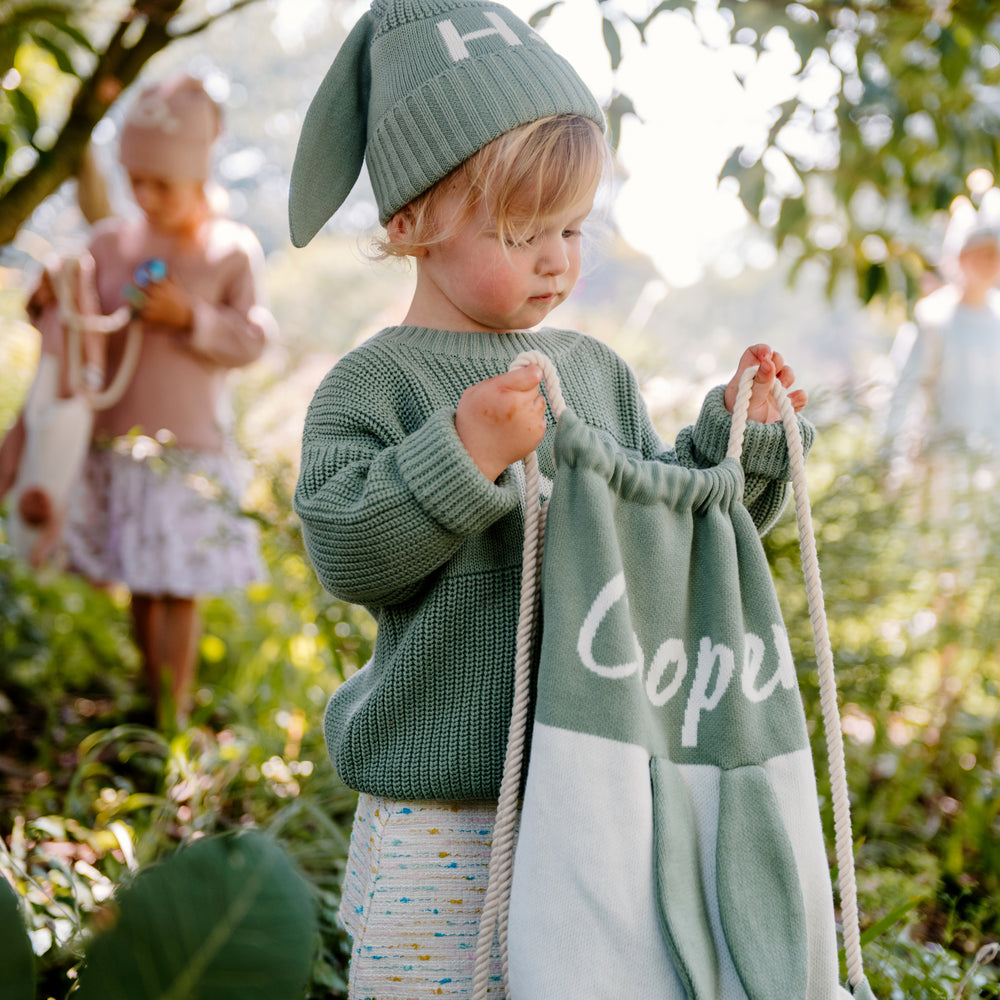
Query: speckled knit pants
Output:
[[339, 793, 505, 999]]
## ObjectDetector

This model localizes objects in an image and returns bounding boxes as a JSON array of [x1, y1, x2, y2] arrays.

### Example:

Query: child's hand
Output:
[[141, 278, 194, 330], [724, 344, 807, 424], [456, 366, 547, 482]]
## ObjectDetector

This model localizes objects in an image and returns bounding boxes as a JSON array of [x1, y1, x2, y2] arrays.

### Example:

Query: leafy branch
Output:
[[580, 0, 1000, 308], [0, 0, 263, 246]]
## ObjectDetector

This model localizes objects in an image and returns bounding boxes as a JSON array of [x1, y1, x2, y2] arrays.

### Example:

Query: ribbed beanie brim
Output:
[[368, 43, 603, 220]]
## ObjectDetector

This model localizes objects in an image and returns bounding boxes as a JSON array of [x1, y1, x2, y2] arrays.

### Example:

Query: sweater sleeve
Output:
[[672, 385, 815, 534], [187, 228, 274, 369], [628, 379, 811, 536], [294, 362, 520, 607], [576, 345, 812, 535]]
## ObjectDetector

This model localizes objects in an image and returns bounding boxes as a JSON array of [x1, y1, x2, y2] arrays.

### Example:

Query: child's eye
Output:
[[504, 233, 536, 249], [562, 228, 582, 239]]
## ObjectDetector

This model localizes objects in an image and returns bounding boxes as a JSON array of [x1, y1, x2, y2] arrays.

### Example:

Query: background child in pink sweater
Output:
[[2, 74, 276, 724]]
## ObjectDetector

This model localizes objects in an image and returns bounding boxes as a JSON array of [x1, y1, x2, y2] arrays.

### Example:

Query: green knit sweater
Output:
[[294, 325, 814, 801]]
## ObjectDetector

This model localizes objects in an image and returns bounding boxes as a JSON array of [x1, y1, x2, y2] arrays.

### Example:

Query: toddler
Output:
[[2, 74, 275, 725], [289, 2, 810, 996]]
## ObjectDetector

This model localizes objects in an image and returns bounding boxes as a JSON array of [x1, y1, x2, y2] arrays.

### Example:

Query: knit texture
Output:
[[294, 325, 814, 800], [288, 0, 604, 245], [339, 794, 504, 997]]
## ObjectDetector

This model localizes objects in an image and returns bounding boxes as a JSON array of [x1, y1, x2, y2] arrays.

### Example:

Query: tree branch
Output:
[[0, 0, 263, 247], [169, 0, 261, 40]]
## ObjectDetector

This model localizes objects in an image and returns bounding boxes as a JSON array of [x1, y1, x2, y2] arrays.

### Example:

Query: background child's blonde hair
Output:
[[379, 114, 609, 258]]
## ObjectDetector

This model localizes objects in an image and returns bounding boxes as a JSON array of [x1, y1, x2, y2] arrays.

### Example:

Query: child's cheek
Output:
[[472, 271, 507, 307]]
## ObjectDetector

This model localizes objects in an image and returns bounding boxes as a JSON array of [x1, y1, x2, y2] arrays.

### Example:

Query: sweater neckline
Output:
[[371, 325, 582, 360]]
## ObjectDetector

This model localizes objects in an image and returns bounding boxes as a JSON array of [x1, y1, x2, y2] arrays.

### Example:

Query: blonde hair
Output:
[[379, 114, 609, 258]]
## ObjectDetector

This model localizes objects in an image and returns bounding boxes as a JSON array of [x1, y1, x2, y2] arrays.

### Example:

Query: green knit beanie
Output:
[[288, 0, 605, 247]]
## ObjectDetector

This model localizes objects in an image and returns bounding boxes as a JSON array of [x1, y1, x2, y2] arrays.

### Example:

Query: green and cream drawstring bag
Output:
[[474, 353, 878, 1000]]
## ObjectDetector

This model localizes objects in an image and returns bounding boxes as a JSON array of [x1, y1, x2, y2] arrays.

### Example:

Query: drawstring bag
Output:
[[473, 352, 877, 1000], [6, 254, 139, 567]]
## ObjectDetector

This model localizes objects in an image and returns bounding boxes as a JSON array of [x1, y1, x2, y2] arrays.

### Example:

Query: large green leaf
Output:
[[74, 831, 317, 1000], [0, 875, 35, 1000]]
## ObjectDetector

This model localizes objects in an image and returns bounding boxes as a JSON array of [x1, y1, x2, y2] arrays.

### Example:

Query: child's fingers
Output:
[[499, 365, 544, 393], [767, 351, 799, 389], [726, 344, 810, 422], [748, 348, 800, 394], [787, 389, 808, 413], [768, 356, 805, 410], [456, 367, 547, 480], [741, 343, 773, 375]]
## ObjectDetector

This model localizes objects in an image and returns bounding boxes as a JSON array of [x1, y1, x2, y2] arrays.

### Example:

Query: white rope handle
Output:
[[473, 356, 865, 997], [54, 256, 140, 411], [730, 364, 865, 989], [472, 351, 563, 997]]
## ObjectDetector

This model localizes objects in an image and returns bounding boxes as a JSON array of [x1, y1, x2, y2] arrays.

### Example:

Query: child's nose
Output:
[[536, 234, 569, 275]]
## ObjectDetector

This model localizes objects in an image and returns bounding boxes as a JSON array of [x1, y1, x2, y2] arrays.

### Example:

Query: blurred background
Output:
[[2, 1, 999, 997]]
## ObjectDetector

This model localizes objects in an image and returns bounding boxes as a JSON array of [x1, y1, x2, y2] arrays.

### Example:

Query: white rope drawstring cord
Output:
[[472, 350, 564, 999], [474, 356, 865, 997], [729, 364, 865, 990], [54, 257, 140, 411]]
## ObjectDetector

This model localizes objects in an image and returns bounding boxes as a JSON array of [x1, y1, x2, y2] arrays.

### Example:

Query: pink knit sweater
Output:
[[81, 215, 274, 451]]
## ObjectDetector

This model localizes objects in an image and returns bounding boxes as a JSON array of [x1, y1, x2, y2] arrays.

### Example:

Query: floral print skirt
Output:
[[64, 440, 263, 598]]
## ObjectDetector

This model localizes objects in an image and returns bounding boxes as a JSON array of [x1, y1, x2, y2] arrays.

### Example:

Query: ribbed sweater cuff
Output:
[[397, 406, 517, 534], [693, 385, 815, 479]]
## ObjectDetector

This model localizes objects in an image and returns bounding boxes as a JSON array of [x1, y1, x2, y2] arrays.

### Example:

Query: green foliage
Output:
[[73, 830, 316, 1000], [0, 874, 35, 1000], [0, 0, 274, 243], [0, 445, 368, 997], [1, 827, 318, 1000], [0, 1, 95, 177], [865, 934, 1000, 1000], [760, 388, 1000, 993], [585, 0, 1000, 309], [0, 321, 35, 430], [1, 726, 358, 997], [0, 552, 144, 826], [0, 553, 138, 684]]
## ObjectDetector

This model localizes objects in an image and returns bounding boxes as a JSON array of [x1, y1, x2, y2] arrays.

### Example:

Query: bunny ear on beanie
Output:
[[289, 10, 375, 248]]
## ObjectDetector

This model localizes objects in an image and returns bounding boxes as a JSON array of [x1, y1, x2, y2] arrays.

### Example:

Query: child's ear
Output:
[[387, 209, 411, 244], [387, 212, 404, 241], [387, 208, 427, 257]]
